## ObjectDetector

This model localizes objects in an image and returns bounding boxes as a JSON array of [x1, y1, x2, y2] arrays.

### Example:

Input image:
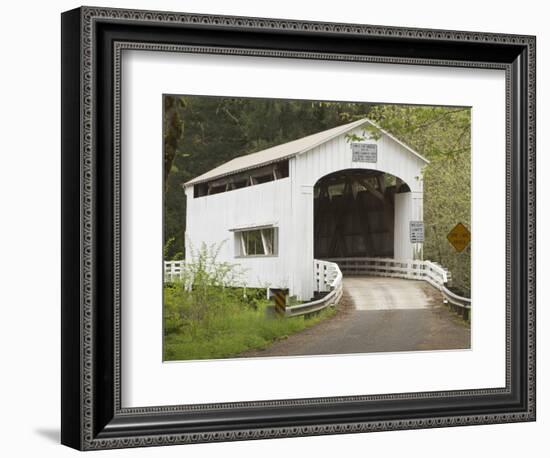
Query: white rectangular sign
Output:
[[352, 143, 377, 162], [410, 221, 425, 243]]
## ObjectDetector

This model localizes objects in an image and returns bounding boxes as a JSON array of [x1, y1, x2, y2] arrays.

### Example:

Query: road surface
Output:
[[241, 276, 470, 358]]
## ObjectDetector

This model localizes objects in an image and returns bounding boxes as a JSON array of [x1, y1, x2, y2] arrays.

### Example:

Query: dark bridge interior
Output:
[[314, 169, 410, 259]]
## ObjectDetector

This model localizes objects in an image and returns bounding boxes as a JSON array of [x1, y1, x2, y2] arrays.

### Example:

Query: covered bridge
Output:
[[183, 118, 428, 301]]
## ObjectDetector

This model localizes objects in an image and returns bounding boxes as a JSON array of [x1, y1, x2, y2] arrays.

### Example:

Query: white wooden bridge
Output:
[[182, 118, 429, 302]]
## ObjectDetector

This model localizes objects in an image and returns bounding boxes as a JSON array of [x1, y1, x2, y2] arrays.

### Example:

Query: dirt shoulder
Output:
[[237, 290, 355, 358]]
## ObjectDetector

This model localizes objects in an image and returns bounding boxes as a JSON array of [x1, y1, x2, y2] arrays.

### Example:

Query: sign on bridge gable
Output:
[[351, 143, 377, 163]]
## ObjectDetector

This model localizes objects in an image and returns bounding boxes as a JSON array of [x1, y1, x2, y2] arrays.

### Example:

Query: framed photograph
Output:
[[61, 6, 536, 450]]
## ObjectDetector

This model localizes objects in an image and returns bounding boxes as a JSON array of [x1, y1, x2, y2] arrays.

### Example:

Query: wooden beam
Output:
[[327, 190, 350, 257], [343, 178, 353, 200], [377, 175, 386, 194], [358, 192, 374, 256], [359, 178, 385, 202], [314, 182, 330, 241]]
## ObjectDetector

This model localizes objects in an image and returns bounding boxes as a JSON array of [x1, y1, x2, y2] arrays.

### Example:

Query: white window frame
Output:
[[233, 226, 278, 257]]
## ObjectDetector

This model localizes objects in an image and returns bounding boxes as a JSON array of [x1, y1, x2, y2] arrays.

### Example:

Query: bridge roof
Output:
[[185, 118, 429, 186]]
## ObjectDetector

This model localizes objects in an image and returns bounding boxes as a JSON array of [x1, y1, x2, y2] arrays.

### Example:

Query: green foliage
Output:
[[164, 242, 246, 334], [365, 105, 471, 160], [423, 153, 471, 295], [164, 300, 334, 361], [163, 237, 182, 261], [163, 242, 334, 360]]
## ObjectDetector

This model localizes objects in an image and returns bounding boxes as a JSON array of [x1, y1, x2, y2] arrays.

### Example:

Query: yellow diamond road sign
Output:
[[447, 223, 471, 252]]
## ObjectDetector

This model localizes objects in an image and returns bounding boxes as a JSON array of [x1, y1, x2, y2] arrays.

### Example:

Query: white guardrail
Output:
[[285, 260, 343, 317], [325, 257, 471, 315], [164, 260, 186, 283]]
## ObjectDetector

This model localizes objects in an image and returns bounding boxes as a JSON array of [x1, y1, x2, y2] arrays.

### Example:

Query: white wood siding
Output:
[[184, 178, 293, 292], [294, 125, 425, 192], [394, 193, 411, 260], [394, 191, 424, 260]]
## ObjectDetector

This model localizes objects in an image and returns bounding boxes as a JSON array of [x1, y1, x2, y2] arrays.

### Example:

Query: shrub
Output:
[[163, 242, 334, 360], [164, 241, 250, 336]]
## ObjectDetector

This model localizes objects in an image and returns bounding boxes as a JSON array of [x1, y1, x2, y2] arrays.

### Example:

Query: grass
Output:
[[163, 242, 335, 361], [164, 299, 334, 361]]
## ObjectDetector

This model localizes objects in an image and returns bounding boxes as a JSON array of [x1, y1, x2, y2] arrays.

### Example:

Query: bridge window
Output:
[[193, 160, 289, 198], [234, 227, 278, 257]]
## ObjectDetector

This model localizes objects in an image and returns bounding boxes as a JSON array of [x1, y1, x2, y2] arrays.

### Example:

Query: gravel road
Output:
[[240, 277, 470, 358]]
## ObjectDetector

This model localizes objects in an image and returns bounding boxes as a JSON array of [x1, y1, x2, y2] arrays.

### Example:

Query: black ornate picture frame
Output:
[[61, 6, 536, 450]]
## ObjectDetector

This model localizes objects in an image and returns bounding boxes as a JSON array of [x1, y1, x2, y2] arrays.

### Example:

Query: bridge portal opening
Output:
[[314, 169, 410, 259]]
